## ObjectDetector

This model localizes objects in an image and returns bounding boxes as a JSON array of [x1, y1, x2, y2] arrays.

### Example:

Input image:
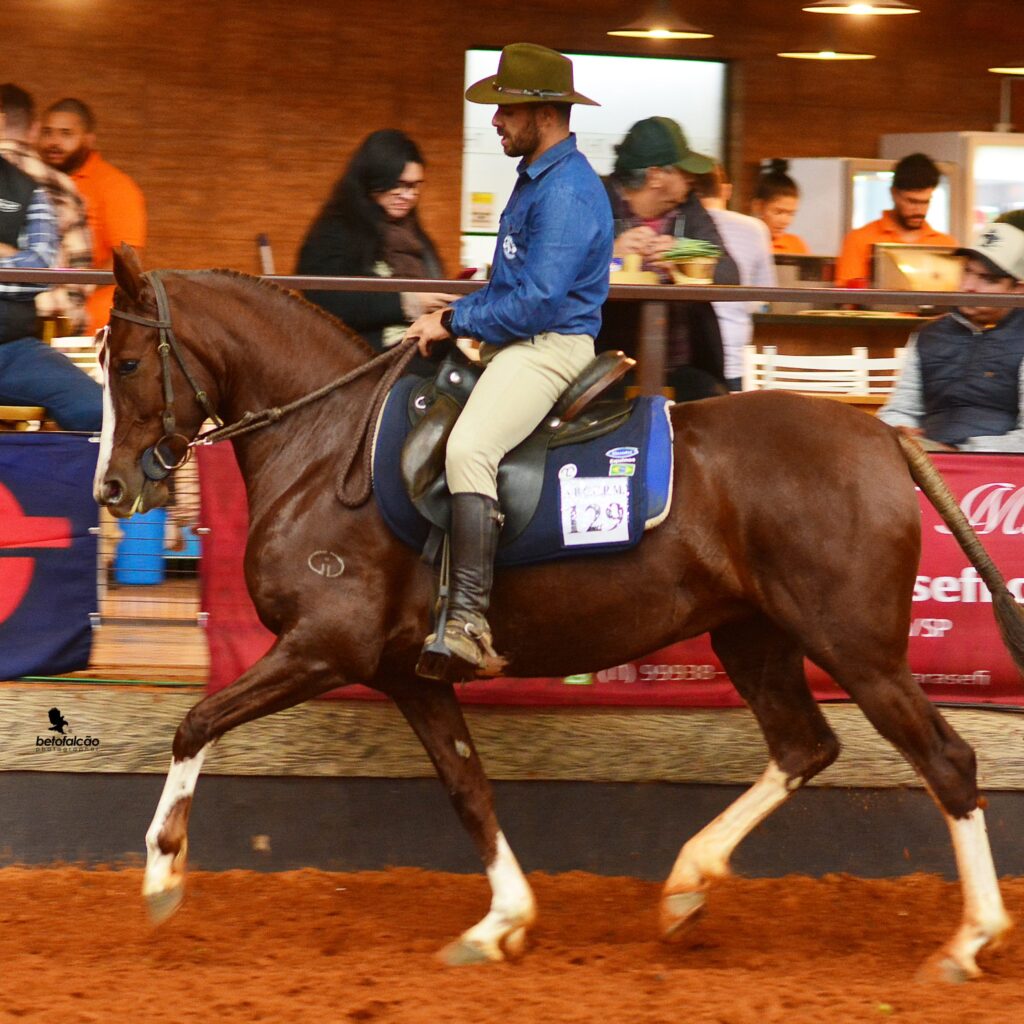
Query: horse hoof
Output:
[[916, 952, 977, 985], [660, 891, 706, 942], [145, 884, 185, 925], [501, 926, 528, 959], [437, 937, 501, 966]]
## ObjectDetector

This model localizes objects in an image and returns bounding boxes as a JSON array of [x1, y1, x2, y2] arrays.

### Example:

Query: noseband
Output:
[[108, 271, 223, 481]]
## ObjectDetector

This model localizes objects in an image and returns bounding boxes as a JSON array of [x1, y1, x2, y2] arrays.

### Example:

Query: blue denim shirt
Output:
[[450, 134, 612, 345]]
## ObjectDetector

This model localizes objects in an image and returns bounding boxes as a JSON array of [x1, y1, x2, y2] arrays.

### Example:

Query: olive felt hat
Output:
[[465, 43, 599, 106], [613, 117, 715, 175]]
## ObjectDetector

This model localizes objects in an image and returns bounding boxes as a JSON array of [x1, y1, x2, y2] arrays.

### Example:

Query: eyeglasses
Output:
[[387, 179, 424, 196]]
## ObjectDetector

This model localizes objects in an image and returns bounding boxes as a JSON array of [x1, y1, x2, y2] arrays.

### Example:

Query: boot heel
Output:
[[416, 638, 478, 682]]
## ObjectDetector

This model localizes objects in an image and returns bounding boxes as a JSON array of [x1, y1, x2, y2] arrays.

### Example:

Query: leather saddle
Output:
[[400, 348, 635, 547]]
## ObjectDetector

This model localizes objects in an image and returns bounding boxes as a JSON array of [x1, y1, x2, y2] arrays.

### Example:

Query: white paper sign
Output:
[[560, 477, 631, 547]]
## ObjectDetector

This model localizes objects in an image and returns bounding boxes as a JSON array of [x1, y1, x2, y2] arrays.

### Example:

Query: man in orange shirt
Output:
[[39, 98, 146, 331], [835, 152, 956, 287]]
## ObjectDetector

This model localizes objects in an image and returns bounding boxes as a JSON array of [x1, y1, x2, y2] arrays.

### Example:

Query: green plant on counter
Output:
[[661, 239, 721, 262]]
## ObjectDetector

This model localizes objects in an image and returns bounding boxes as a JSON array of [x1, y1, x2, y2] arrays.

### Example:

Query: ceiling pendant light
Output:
[[989, 61, 1024, 75], [608, 0, 713, 40], [778, 48, 876, 60], [803, 1, 919, 13], [779, 21, 875, 61], [989, 61, 1024, 132]]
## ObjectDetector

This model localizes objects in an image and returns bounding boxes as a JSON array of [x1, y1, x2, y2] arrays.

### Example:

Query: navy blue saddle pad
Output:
[[372, 375, 674, 568]]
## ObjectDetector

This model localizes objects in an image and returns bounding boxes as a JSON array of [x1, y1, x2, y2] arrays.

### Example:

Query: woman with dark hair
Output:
[[750, 159, 808, 255], [296, 129, 456, 353]]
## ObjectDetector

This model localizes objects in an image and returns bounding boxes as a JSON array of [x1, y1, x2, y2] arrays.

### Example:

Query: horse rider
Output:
[[404, 42, 614, 681]]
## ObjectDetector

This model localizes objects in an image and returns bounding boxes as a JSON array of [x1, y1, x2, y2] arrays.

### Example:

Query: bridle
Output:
[[108, 271, 222, 481], [106, 269, 419, 505]]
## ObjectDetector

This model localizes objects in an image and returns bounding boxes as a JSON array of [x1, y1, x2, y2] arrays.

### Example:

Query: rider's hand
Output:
[[405, 308, 453, 357]]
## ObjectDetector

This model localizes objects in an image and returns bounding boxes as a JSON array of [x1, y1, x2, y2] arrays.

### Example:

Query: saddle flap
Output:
[[401, 392, 461, 503]]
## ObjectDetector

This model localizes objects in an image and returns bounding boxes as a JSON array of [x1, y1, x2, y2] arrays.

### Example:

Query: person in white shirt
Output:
[[692, 164, 777, 391]]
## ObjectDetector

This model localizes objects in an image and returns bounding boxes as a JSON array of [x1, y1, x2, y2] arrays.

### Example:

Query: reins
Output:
[[110, 270, 420, 508]]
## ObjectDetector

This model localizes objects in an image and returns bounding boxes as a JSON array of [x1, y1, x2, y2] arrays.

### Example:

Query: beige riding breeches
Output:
[[445, 331, 595, 500]]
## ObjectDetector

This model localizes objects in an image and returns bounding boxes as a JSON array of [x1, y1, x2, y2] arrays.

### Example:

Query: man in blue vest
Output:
[[879, 221, 1024, 452], [0, 144, 101, 430]]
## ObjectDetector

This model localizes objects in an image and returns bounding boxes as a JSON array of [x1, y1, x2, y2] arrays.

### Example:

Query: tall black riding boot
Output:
[[417, 492, 507, 682]]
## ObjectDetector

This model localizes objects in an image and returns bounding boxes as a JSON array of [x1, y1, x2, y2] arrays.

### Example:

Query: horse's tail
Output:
[[898, 433, 1024, 676]]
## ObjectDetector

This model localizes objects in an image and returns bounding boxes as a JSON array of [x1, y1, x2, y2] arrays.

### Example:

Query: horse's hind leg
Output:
[[144, 639, 336, 922], [661, 615, 840, 941], [824, 656, 1011, 981], [389, 681, 535, 965]]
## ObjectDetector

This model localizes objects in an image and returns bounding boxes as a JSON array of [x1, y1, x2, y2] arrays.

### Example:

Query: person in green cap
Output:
[[598, 116, 738, 387], [404, 42, 613, 682]]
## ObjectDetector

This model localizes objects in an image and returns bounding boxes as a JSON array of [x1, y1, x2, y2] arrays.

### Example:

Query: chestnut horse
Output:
[[96, 247, 1021, 981]]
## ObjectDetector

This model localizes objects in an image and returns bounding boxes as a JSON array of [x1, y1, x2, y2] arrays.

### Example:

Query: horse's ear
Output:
[[113, 244, 146, 304]]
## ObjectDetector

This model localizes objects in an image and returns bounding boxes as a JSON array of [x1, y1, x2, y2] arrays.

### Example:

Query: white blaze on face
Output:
[[92, 328, 117, 502]]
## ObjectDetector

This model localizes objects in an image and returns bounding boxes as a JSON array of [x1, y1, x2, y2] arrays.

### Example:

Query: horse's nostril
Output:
[[101, 478, 125, 506]]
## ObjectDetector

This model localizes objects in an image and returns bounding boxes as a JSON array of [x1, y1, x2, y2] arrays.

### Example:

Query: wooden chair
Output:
[[0, 405, 46, 431], [51, 335, 102, 382], [742, 345, 905, 412]]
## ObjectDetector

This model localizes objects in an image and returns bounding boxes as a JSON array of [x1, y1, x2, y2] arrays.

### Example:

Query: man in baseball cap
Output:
[[955, 221, 1024, 284], [597, 116, 738, 387], [879, 220, 1024, 451]]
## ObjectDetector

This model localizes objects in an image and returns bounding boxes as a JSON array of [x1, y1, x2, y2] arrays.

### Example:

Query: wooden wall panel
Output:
[[3, 0, 1022, 272]]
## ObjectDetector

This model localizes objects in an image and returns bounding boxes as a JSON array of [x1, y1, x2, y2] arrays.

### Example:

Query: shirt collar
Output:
[[516, 133, 578, 181], [72, 150, 102, 180]]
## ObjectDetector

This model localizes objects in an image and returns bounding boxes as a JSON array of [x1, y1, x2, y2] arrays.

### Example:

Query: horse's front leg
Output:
[[144, 639, 337, 922], [390, 681, 535, 964], [144, 747, 207, 922]]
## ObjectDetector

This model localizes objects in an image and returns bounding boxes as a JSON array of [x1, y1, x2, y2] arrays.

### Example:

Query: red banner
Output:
[[198, 446, 1024, 707]]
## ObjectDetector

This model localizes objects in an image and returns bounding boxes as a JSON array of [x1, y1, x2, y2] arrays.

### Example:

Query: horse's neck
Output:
[[200, 274, 370, 422], [186, 273, 375, 513]]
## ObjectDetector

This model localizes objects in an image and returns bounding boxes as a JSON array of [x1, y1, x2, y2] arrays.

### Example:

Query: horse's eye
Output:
[[116, 360, 140, 376]]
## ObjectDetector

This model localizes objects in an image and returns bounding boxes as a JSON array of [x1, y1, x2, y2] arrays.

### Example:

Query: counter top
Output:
[[754, 311, 932, 327]]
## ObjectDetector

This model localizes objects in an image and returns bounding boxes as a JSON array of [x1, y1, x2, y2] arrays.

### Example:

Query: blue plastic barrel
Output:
[[114, 508, 167, 585]]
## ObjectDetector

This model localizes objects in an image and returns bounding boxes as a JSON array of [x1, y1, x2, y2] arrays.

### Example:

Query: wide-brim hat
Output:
[[465, 42, 599, 106], [614, 116, 715, 176], [955, 222, 1024, 282]]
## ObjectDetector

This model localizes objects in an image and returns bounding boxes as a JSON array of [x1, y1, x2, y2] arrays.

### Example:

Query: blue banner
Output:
[[0, 433, 98, 678]]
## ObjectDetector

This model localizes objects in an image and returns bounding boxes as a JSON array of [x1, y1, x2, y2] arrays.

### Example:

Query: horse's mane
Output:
[[193, 268, 375, 358]]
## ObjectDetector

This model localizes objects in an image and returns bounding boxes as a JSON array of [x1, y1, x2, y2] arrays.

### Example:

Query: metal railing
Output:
[[4, 265, 1024, 309]]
